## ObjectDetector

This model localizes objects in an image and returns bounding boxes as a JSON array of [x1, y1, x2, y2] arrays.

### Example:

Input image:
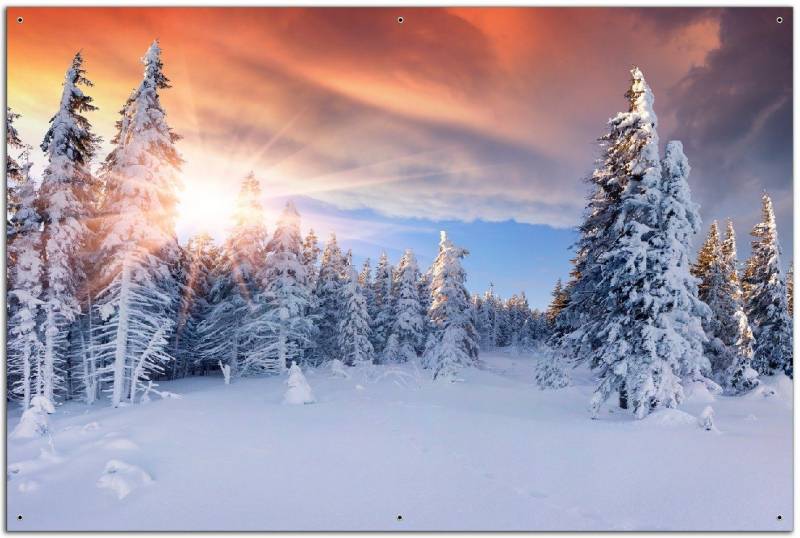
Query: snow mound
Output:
[[11, 396, 55, 440], [684, 381, 716, 403], [330, 359, 350, 378], [698, 406, 716, 431], [639, 408, 697, 428], [283, 362, 315, 405], [97, 460, 153, 500], [82, 422, 101, 432], [104, 438, 140, 451]]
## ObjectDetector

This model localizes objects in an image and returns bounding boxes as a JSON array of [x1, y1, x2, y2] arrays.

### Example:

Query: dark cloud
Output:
[[668, 8, 792, 259]]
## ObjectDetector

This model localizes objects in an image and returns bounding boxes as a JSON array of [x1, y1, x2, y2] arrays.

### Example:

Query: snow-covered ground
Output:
[[6, 350, 793, 531]]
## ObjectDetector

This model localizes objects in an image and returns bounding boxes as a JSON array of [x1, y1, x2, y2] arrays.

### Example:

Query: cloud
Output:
[[10, 7, 789, 249], [667, 7, 792, 256]]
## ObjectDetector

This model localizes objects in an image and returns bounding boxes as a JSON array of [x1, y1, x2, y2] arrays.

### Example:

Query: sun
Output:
[[175, 180, 237, 242]]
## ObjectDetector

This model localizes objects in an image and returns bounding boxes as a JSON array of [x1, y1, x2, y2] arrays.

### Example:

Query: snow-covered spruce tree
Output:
[[584, 69, 704, 418], [7, 107, 25, 235], [173, 233, 218, 377], [302, 228, 321, 292], [559, 70, 657, 364], [245, 202, 316, 374], [197, 173, 269, 377], [657, 141, 710, 382], [505, 293, 532, 348], [38, 51, 102, 403], [545, 279, 569, 326], [383, 249, 425, 363], [370, 252, 395, 356], [417, 269, 433, 343], [475, 286, 500, 350], [94, 41, 183, 407], [311, 233, 345, 365], [7, 153, 44, 409], [338, 265, 374, 367], [787, 262, 794, 317], [720, 220, 758, 392], [743, 194, 793, 377], [422, 231, 479, 381]]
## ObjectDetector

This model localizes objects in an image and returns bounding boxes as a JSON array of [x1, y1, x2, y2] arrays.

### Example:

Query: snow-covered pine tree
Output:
[[657, 140, 710, 382], [6, 107, 25, 235], [173, 233, 218, 376], [720, 220, 758, 392], [370, 252, 395, 356], [692, 221, 719, 285], [302, 228, 320, 292], [505, 293, 532, 348], [38, 51, 102, 403], [245, 202, 315, 374], [559, 87, 636, 364], [787, 262, 794, 317], [475, 286, 500, 350], [358, 258, 375, 314], [197, 173, 269, 377], [417, 269, 433, 343], [545, 279, 569, 326], [311, 233, 345, 365], [93, 41, 183, 407], [583, 69, 697, 418], [743, 194, 793, 377], [7, 151, 44, 409], [383, 249, 424, 363], [338, 265, 374, 366], [422, 231, 479, 380]]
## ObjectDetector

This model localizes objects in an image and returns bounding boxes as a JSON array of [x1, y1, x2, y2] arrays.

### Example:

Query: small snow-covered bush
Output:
[[97, 460, 153, 500], [11, 396, 55, 440], [218, 360, 231, 385], [284, 361, 315, 405], [698, 406, 715, 431], [330, 359, 350, 379]]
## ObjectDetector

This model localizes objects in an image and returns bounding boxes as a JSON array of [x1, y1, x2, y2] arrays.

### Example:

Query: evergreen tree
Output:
[[174, 233, 218, 376], [720, 220, 758, 392], [743, 194, 793, 377], [383, 249, 424, 363], [787, 262, 794, 317], [338, 265, 374, 367], [657, 141, 709, 382], [197, 173, 268, 377], [422, 231, 479, 380], [475, 286, 500, 350], [417, 269, 433, 344], [505, 292, 532, 348], [6, 107, 25, 235], [94, 41, 183, 406], [370, 252, 395, 355], [7, 152, 44, 408], [546, 279, 569, 326], [302, 228, 320, 292], [38, 51, 101, 403], [559, 69, 643, 362], [312, 233, 345, 364], [582, 69, 699, 418], [246, 202, 316, 374]]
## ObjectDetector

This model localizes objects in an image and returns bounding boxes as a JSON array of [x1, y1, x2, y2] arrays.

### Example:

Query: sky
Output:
[[6, 7, 793, 308]]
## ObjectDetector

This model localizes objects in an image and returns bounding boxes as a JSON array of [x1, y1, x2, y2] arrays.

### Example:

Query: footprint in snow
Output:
[[17, 480, 39, 493]]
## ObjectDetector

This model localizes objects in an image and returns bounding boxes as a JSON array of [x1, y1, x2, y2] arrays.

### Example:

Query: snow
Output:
[[96, 460, 153, 500], [6, 351, 792, 531], [283, 362, 315, 405]]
